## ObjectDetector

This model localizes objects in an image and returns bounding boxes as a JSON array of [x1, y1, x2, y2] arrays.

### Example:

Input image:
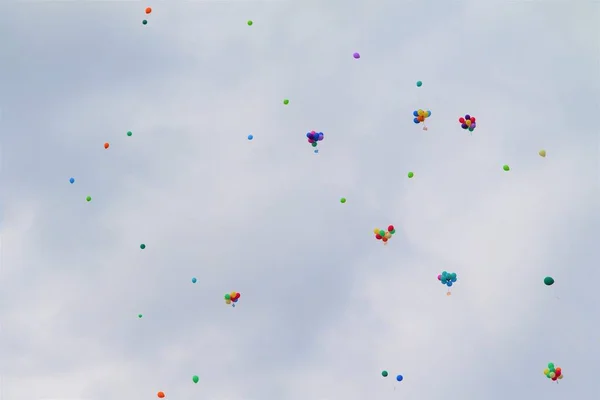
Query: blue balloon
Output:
[[306, 132, 311, 138], [69, 177, 75, 184], [232, 303, 236, 307], [451, 277, 457, 282], [314, 149, 319, 154], [191, 277, 197, 283], [396, 375, 403, 382], [247, 134, 253, 140], [427, 110, 431, 116], [413, 118, 419, 124], [447, 281, 453, 287], [413, 110, 418, 117]]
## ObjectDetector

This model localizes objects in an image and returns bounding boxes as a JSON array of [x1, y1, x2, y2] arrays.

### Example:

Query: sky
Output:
[[1, 1, 599, 400]]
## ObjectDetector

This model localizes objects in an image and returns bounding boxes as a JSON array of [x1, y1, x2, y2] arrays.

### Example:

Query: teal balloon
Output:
[[544, 276, 554, 286]]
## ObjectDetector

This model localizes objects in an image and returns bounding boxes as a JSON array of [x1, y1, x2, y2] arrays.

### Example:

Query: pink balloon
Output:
[[437, 274, 441, 280]]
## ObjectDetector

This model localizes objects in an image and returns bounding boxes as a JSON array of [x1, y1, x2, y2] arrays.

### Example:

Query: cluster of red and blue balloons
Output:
[[374, 225, 396, 244], [459, 114, 476, 132], [224, 291, 240, 307], [306, 130, 324, 150]]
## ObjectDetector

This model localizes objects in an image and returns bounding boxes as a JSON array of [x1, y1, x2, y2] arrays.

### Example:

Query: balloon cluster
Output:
[[459, 114, 476, 132], [544, 362, 563, 382], [306, 130, 324, 148], [224, 291, 241, 307], [381, 370, 404, 382], [438, 271, 457, 290], [374, 225, 396, 244], [412, 109, 431, 130]]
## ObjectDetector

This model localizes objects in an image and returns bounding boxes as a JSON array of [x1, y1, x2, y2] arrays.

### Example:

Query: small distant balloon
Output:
[[138, 314, 143, 318], [69, 177, 75, 184], [353, 52, 360, 59], [544, 276, 554, 286], [408, 172, 414, 178], [127, 131, 132, 136], [104, 142, 109, 149], [416, 81, 422, 87], [396, 375, 403, 382], [145, 7, 152, 14], [247, 134, 253, 140], [192, 375, 199, 383], [503, 164, 510, 171], [314, 149, 318, 154], [381, 370, 388, 377], [140, 244, 146, 250], [539, 149, 546, 157], [283, 99, 289, 105], [157, 392, 165, 399], [340, 197, 346, 203], [86, 196, 92, 202], [142, 20, 148, 25], [247, 20, 253, 26], [192, 277, 197, 283]]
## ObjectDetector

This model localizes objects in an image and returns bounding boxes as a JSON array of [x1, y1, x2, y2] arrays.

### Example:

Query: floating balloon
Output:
[[145, 7, 152, 14], [283, 99, 289, 105], [138, 314, 143, 318], [247, 20, 253, 26], [438, 271, 458, 295], [192, 375, 199, 383], [157, 391, 165, 398], [86, 196, 92, 202], [140, 244, 146, 250], [544, 276, 554, 286], [353, 52, 360, 59], [306, 130, 324, 150], [142, 20, 148, 25], [247, 134, 253, 140], [416, 81, 422, 87], [539, 149, 546, 157], [544, 362, 563, 382], [69, 177, 75, 184], [408, 172, 414, 178], [224, 291, 241, 306], [192, 277, 197, 283], [374, 225, 396, 245], [340, 198, 346, 203], [381, 370, 388, 377], [127, 131, 132, 136], [412, 109, 431, 130], [104, 142, 109, 149], [503, 165, 510, 171], [459, 114, 476, 132], [396, 375, 403, 382]]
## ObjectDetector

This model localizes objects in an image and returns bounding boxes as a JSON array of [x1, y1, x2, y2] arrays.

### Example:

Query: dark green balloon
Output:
[[381, 370, 388, 377], [544, 276, 554, 286]]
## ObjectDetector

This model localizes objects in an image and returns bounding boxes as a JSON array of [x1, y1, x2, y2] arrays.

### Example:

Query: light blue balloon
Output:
[[191, 277, 197, 283], [314, 149, 318, 154], [247, 134, 253, 140], [69, 177, 75, 184]]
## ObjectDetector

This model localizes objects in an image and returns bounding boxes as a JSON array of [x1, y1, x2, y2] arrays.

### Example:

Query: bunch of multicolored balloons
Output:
[[544, 362, 563, 382], [459, 114, 476, 132], [438, 271, 457, 295], [224, 291, 241, 307], [306, 131, 324, 148], [412, 109, 431, 130], [374, 225, 396, 244]]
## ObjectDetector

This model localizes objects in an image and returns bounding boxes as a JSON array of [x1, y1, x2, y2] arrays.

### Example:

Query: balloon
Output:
[[384, 232, 392, 239], [104, 142, 109, 149], [503, 165, 510, 171], [353, 52, 360, 59], [145, 7, 152, 14], [127, 131, 132, 136], [539, 149, 546, 157], [379, 230, 385, 236], [549, 372, 556, 378], [340, 198, 346, 203], [413, 111, 419, 117], [558, 375, 563, 379], [373, 228, 380, 234], [382, 237, 388, 242], [396, 375, 403, 382], [543, 368, 550, 375], [388, 225, 394, 231], [224, 294, 231, 300], [416, 81, 422, 87], [544, 276, 554, 286], [408, 171, 414, 178], [138, 314, 143, 318], [86, 196, 92, 202], [143, 20, 148, 25], [548, 363, 554, 369], [437, 274, 441, 280], [283, 99, 289, 105], [459, 117, 465, 123], [413, 118, 420, 124], [140, 244, 146, 250], [193, 375, 199, 383], [247, 134, 253, 140], [226, 299, 231, 304], [247, 20, 253, 26], [157, 392, 165, 398], [69, 177, 75, 184], [192, 277, 197, 283], [381, 370, 388, 377]]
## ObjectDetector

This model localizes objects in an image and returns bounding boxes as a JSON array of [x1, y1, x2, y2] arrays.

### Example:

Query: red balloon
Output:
[[458, 117, 465, 123], [555, 370, 561, 376], [382, 237, 388, 242], [552, 376, 557, 381], [235, 293, 241, 299], [388, 225, 394, 231], [375, 234, 382, 239], [471, 117, 476, 122]]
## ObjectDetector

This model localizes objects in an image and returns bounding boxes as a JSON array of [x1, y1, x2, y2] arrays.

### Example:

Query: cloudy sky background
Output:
[[1, 1, 599, 399]]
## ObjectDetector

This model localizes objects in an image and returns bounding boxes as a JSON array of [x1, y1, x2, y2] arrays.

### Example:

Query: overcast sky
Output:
[[1, 1, 599, 400]]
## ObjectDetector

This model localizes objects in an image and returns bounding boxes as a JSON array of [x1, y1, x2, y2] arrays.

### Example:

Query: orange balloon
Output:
[[104, 142, 109, 149], [146, 7, 152, 14], [157, 392, 165, 398]]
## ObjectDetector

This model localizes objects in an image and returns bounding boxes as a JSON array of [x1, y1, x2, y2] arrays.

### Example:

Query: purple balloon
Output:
[[465, 114, 471, 120], [461, 123, 468, 129], [353, 52, 360, 59]]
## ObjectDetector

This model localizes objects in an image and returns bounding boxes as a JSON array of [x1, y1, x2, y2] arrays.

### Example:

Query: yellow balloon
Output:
[[465, 120, 471, 126], [384, 232, 392, 239], [558, 375, 563, 379], [373, 228, 380, 234], [418, 109, 424, 115], [226, 299, 231, 304], [543, 368, 549, 375], [230, 292, 236, 297]]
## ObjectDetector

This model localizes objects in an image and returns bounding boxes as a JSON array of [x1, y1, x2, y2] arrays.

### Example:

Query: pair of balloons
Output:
[[306, 131, 324, 148], [224, 291, 240, 306], [544, 362, 563, 381], [381, 371, 403, 381], [374, 225, 396, 244], [459, 114, 476, 132]]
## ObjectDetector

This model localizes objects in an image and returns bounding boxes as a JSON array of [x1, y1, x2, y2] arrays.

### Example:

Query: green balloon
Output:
[[138, 314, 143, 318], [503, 165, 510, 171], [142, 20, 147, 25], [544, 276, 554, 286], [127, 131, 132, 136], [283, 99, 289, 105], [224, 294, 231, 300], [548, 362, 554, 369], [379, 230, 385, 236], [140, 244, 146, 249], [382, 370, 388, 377], [192, 375, 199, 383], [340, 198, 346, 203], [391, 229, 396, 234], [247, 20, 253, 26], [416, 81, 422, 87], [408, 171, 414, 178], [86, 196, 92, 202]]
